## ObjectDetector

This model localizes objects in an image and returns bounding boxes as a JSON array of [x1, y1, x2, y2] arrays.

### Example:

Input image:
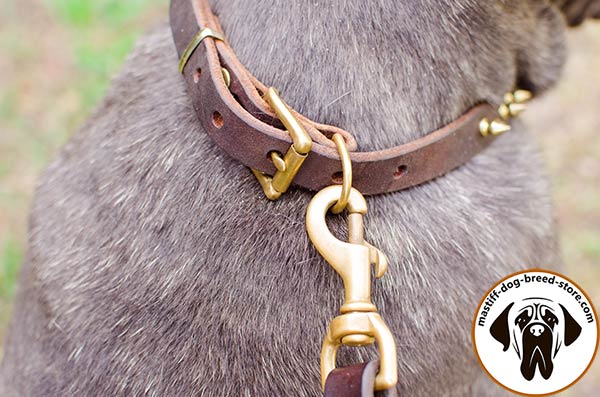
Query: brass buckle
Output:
[[251, 88, 312, 200]]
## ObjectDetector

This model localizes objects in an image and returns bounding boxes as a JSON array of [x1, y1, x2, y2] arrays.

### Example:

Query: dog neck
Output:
[[210, 0, 566, 150]]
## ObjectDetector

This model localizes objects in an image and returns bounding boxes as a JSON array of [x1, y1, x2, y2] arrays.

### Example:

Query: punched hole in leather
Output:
[[324, 361, 398, 397]]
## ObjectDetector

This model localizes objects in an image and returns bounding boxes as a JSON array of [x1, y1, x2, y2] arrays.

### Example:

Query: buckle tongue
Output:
[[251, 88, 312, 200]]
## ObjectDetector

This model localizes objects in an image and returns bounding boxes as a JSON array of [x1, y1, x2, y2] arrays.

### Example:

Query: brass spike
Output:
[[498, 104, 510, 120], [513, 89, 532, 104], [480, 118, 511, 137], [508, 102, 527, 117], [489, 119, 511, 135], [503, 92, 515, 105]]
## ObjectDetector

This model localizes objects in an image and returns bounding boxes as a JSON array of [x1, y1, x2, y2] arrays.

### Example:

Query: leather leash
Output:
[[168, 0, 522, 198], [324, 361, 397, 397], [168, 1, 532, 395]]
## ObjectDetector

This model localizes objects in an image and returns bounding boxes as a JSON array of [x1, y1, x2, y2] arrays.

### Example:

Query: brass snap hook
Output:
[[306, 185, 397, 391], [306, 185, 388, 313]]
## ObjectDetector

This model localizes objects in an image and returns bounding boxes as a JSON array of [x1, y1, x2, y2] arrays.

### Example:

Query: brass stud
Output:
[[480, 117, 511, 137], [221, 68, 231, 88]]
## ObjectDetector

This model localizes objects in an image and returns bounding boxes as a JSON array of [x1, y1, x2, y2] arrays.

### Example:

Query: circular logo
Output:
[[472, 269, 599, 396]]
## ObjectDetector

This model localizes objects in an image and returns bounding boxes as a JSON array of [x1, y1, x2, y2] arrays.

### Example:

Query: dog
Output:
[[0, 1, 598, 396], [490, 298, 582, 381]]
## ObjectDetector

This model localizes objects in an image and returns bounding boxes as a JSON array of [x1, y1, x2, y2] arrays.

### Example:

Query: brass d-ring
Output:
[[331, 133, 352, 214]]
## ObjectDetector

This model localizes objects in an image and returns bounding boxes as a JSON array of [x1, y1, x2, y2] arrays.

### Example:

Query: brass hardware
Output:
[[269, 151, 286, 171], [322, 312, 398, 391], [482, 89, 532, 137], [331, 133, 352, 214], [499, 89, 531, 119], [479, 117, 511, 137], [498, 104, 509, 120], [498, 103, 527, 119], [221, 68, 231, 87], [483, 89, 533, 133], [508, 102, 527, 116], [307, 186, 388, 313], [252, 88, 313, 200], [306, 185, 397, 391], [513, 89, 533, 104], [179, 28, 225, 73], [503, 92, 515, 105]]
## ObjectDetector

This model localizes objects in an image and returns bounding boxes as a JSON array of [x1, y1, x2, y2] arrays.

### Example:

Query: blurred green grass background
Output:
[[0, 0, 599, 394], [0, 0, 167, 346]]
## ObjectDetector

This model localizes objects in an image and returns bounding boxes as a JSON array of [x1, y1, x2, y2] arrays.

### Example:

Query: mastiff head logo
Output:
[[490, 298, 582, 380]]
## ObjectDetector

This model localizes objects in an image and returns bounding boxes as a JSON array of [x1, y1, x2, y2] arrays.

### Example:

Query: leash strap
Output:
[[324, 361, 398, 397], [169, 0, 505, 196]]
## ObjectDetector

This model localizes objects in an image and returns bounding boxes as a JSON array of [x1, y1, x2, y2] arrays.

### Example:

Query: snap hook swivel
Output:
[[306, 186, 387, 313], [306, 185, 397, 391]]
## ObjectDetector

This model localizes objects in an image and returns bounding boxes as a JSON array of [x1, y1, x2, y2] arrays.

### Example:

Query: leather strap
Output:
[[169, 0, 500, 195], [324, 361, 398, 397]]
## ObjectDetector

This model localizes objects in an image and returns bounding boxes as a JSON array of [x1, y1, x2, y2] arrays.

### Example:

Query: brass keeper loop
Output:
[[331, 133, 352, 214], [179, 28, 225, 73]]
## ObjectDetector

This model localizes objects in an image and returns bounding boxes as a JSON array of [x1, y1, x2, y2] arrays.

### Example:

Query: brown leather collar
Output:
[[169, 0, 501, 195]]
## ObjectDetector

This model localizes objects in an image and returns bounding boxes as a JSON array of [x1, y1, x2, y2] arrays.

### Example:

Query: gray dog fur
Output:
[[0, 0, 588, 395]]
